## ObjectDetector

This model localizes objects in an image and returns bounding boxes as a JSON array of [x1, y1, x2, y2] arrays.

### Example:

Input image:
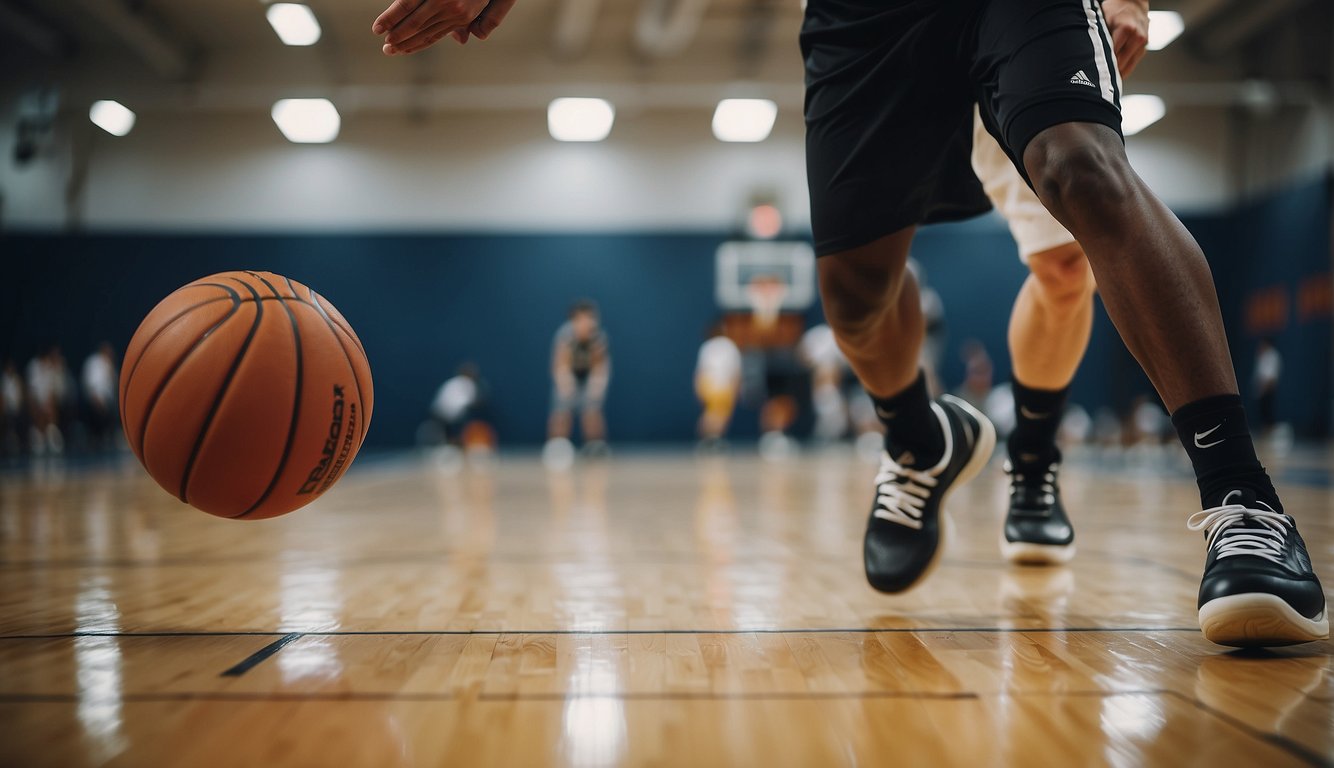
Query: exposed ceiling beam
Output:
[[0, 2, 68, 57], [68, 0, 192, 80], [635, 0, 712, 59]]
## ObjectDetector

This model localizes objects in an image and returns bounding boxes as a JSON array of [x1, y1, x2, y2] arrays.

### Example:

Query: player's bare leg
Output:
[[819, 229, 995, 593], [1025, 121, 1326, 644], [1009, 243, 1095, 390], [1002, 242, 1095, 565]]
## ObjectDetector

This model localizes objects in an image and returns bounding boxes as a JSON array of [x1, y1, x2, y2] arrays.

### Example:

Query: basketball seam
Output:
[[177, 277, 265, 505], [313, 291, 368, 359], [120, 285, 240, 431], [132, 291, 244, 459], [309, 295, 371, 444], [235, 272, 304, 519]]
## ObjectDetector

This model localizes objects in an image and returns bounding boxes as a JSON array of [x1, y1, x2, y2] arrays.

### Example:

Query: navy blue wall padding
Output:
[[3, 172, 1329, 446]]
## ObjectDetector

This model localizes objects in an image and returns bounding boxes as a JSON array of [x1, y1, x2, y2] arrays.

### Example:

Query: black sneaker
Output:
[[1000, 457, 1075, 565], [864, 394, 996, 593], [1188, 489, 1328, 647]]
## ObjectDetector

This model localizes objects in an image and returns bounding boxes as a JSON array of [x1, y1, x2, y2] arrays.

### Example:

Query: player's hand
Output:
[[372, 0, 517, 55], [1102, 0, 1149, 77]]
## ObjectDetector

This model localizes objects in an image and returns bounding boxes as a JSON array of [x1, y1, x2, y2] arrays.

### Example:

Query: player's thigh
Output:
[[802, 0, 987, 257], [970, 110, 1076, 264], [972, 0, 1124, 183]]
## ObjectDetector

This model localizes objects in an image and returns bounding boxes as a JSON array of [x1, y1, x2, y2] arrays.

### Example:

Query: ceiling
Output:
[[0, 0, 1328, 116]]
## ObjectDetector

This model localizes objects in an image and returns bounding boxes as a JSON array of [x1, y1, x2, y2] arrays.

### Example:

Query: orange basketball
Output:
[[120, 271, 373, 519]]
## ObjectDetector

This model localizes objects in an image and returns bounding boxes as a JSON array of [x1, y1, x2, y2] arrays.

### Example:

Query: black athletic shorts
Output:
[[802, 0, 1125, 255]]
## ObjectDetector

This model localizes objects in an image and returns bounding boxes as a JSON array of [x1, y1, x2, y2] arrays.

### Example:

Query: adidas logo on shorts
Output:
[[1069, 70, 1095, 88]]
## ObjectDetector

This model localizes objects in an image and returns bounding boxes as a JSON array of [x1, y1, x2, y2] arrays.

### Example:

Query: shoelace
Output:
[[1004, 460, 1058, 509], [872, 453, 937, 530], [1186, 490, 1291, 565]]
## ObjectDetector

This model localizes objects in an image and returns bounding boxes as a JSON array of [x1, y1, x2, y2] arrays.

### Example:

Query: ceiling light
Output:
[[1121, 94, 1165, 136], [547, 98, 614, 142], [272, 98, 340, 143], [266, 3, 322, 46], [1147, 11, 1183, 51], [89, 100, 135, 136], [712, 98, 777, 143]]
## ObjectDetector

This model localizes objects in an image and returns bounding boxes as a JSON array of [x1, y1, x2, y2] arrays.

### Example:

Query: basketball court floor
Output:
[[2, 448, 1330, 766]]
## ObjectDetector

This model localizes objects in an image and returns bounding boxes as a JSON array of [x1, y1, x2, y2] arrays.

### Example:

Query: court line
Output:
[[0, 626, 1205, 641], [219, 633, 302, 678]]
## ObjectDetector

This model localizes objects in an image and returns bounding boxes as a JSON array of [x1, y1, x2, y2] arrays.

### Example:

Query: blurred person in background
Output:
[[1, 359, 24, 456], [545, 300, 611, 467], [956, 340, 993, 410], [430, 362, 491, 447], [800, 323, 850, 443], [1253, 338, 1282, 439], [694, 321, 742, 451], [907, 260, 947, 397], [82, 342, 118, 452], [26, 346, 65, 456]]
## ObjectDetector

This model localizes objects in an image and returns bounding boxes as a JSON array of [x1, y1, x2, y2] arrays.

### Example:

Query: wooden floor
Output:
[[1, 446, 1331, 767]]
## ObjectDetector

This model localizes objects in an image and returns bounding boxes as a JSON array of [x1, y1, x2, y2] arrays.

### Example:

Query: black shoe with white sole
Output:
[[1000, 458, 1075, 565], [864, 394, 996, 593], [1189, 489, 1328, 647]]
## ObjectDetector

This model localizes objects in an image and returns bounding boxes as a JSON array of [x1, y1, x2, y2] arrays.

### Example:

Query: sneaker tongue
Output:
[[892, 449, 918, 468]]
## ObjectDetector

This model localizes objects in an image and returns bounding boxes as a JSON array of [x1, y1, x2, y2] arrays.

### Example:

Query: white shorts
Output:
[[971, 109, 1075, 263]]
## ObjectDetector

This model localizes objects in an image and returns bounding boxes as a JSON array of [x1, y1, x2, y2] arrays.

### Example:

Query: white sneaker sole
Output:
[[999, 537, 1076, 565], [878, 396, 996, 594], [1198, 593, 1329, 647]]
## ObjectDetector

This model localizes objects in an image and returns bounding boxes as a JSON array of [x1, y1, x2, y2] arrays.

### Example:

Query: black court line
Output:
[[0, 626, 1206, 641], [1162, 690, 1333, 768], [219, 633, 303, 678]]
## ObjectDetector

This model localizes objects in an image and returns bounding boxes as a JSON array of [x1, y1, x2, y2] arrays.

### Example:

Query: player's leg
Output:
[[1009, 244, 1094, 392], [821, 231, 996, 593], [1002, 243, 1093, 563], [976, 0, 1326, 644], [973, 111, 1092, 564], [803, 0, 996, 593]]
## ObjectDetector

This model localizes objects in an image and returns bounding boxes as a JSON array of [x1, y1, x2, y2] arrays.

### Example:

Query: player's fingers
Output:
[[372, 0, 422, 35], [452, 28, 470, 44], [385, 20, 455, 54], [384, 0, 447, 44], [470, 0, 516, 40]]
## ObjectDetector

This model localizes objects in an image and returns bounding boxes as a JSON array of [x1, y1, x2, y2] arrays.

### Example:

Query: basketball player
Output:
[[799, 0, 1326, 645], [547, 300, 611, 458], [695, 322, 742, 449]]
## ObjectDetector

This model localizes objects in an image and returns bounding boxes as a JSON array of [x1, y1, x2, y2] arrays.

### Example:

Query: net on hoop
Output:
[[745, 274, 789, 330]]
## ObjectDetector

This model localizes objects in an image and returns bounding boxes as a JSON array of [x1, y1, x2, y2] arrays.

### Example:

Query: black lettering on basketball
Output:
[[298, 385, 345, 494]]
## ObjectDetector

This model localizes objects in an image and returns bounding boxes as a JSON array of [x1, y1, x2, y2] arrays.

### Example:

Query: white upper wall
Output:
[[0, 100, 1311, 232]]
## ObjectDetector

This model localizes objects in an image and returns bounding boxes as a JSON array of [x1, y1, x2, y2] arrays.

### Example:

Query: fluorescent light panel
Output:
[[1147, 11, 1183, 51], [548, 98, 614, 142], [89, 100, 135, 136], [1121, 94, 1165, 136], [267, 3, 321, 46], [272, 98, 340, 143], [712, 99, 777, 143]]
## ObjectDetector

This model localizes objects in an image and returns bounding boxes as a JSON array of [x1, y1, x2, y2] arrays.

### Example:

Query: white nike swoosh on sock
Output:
[[1194, 423, 1225, 449]]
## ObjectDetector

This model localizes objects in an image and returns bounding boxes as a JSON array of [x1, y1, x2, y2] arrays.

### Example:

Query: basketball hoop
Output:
[[746, 274, 788, 330]]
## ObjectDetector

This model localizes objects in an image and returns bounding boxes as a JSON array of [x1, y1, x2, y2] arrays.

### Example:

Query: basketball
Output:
[[118, 271, 373, 519]]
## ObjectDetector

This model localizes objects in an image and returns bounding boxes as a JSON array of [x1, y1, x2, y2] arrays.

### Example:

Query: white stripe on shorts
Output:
[[1093, 1, 1124, 101], [1084, 0, 1115, 104]]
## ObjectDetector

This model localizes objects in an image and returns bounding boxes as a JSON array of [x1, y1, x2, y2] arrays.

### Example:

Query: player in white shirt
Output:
[[82, 343, 118, 450]]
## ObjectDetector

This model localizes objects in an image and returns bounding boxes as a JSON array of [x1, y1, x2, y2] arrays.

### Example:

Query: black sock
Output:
[[1170, 394, 1280, 511], [872, 371, 943, 467], [1009, 380, 1067, 467]]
